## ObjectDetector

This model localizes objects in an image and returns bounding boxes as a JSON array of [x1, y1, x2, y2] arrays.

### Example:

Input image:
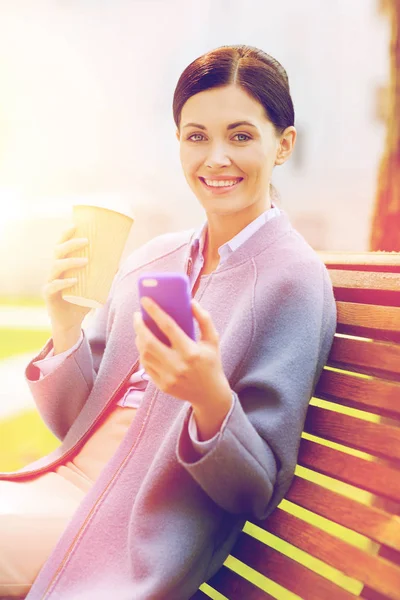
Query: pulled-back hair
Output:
[[173, 45, 295, 135]]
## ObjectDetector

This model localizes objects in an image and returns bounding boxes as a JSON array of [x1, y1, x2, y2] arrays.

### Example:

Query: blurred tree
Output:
[[370, 0, 400, 250]]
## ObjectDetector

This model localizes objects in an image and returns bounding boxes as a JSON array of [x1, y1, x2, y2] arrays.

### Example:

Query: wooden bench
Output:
[[192, 251, 400, 600]]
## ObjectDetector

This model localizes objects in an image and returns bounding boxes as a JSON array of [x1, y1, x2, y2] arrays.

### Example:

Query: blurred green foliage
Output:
[[0, 323, 57, 471], [0, 409, 58, 471], [0, 328, 51, 359], [0, 296, 45, 307]]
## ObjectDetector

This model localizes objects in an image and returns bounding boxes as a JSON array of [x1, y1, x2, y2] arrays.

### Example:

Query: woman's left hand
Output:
[[133, 296, 232, 413]]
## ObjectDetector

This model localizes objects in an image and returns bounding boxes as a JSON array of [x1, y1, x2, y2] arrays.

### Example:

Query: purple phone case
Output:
[[138, 272, 195, 347]]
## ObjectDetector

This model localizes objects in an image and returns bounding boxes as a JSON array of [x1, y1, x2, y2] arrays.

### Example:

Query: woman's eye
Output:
[[233, 133, 251, 142], [188, 133, 205, 142]]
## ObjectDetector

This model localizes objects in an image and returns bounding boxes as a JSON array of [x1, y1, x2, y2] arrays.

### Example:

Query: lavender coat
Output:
[[0, 210, 337, 599]]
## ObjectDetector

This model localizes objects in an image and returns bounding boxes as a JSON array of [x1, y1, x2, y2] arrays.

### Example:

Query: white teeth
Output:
[[204, 178, 241, 187]]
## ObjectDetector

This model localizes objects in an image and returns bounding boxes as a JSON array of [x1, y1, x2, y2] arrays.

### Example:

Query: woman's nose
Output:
[[204, 144, 231, 168]]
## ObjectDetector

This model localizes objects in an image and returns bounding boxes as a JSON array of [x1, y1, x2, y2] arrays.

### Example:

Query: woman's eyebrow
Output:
[[182, 121, 257, 130]]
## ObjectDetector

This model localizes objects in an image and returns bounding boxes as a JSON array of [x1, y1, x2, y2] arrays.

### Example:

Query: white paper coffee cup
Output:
[[62, 203, 134, 309]]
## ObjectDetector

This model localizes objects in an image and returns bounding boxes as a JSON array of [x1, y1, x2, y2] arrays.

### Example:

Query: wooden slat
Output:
[[304, 405, 400, 461], [333, 288, 400, 310], [262, 508, 400, 600], [231, 533, 358, 600], [315, 369, 400, 419], [284, 476, 400, 550], [205, 565, 276, 599], [336, 302, 400, 342], [297, 438, 400, 503], [318, 251, 400, 269], [327, 336, 400, 378], [330, 270, 400, 292]]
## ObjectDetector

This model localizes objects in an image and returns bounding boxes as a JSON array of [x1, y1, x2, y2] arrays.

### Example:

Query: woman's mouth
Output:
[[199, 177, 243, 194]]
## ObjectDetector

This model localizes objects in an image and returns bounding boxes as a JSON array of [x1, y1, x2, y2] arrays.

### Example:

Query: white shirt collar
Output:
[[192, 201, 281, 264]]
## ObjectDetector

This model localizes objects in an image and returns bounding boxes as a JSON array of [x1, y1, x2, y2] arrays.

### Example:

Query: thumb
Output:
[[191, 299, 219, 344]]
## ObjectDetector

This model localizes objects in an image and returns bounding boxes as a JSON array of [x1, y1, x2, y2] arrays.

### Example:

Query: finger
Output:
[[135, 336, 165, 373], [133, 311, 172, 359], [140, 297, 193, 350], [48, 256, 88, 281], [42, 278, 78, 299], [191, 300, 219, 344], [140, 362, 158, 385], [54, 238, 89, 260]]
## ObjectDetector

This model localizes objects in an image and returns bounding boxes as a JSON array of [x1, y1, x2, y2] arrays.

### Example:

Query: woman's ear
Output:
[[275, 126, 297, 166], [176, 129, 180, 141]]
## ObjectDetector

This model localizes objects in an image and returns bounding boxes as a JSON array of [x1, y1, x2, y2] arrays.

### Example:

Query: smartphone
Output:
[[137, 272, 196, 347]]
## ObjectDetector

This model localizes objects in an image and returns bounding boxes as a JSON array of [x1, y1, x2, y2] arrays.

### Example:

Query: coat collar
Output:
[[184, 207, 291, 275]]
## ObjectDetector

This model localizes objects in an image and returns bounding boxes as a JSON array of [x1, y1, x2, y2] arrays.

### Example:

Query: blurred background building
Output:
[[0, 0, 390, 296]]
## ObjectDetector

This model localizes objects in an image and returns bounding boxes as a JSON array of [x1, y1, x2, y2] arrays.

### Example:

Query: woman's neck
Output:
[[204, 197, 272, 263]]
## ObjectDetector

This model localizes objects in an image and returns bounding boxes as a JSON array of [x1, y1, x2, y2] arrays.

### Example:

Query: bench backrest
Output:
[[192, 252, 400, 600]]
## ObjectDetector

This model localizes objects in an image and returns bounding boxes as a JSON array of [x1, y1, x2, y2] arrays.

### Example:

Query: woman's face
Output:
[[176, 84, 294, 218]]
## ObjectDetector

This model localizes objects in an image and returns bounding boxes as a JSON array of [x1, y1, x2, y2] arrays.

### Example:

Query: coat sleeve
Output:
[[23, 230, 195, 441], [24, 275, 119, 441], [176, 259, 337, 520]]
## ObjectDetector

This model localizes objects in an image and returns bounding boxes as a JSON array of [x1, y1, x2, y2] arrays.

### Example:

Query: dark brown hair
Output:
[[172, 44, 295, 135]]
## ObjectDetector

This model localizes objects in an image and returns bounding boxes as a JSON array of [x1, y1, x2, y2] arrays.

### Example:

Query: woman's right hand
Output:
[[42, 224, 92, 335]]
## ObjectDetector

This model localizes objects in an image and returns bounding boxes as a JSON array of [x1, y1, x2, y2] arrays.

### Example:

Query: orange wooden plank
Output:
[[318, 251, 400, 269], [329, 270, 400, 292], [304, 406, 400, 461], [327, 336, 400, 378], [263, 508, 400, 600], [231, 533, 358, 600], [206, 565, 276, 599], [297, 438, 400, 503], [285, 476, 400, 550], [328, 336, 400, 376], [315, 369, 400, 418], [336, 302, 400, 342]]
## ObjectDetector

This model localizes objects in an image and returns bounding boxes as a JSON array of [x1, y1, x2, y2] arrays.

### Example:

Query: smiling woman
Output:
[[173, 47, 296, 268], [0, 45, 336, 600]]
